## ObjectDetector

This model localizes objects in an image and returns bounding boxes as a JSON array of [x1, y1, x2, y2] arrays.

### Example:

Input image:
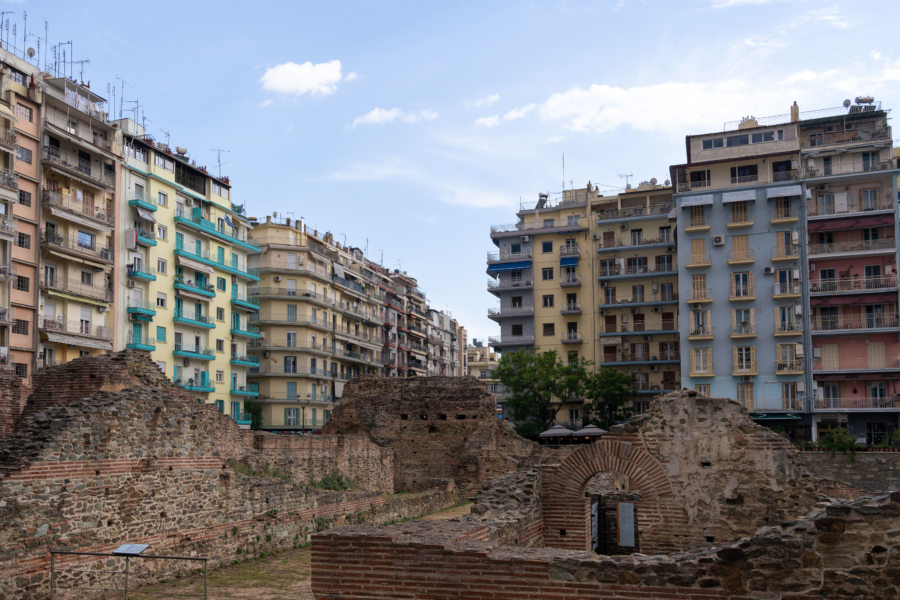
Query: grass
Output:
[[307, 472, 357, 491], [226, 459, 291, 481]]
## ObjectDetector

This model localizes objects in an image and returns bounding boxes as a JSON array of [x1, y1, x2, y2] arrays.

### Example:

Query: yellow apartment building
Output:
[[593, 183, 680, 413], [38, 78, 120, 367], [117, 119, 258, 423], [247, 217, 382, 432]]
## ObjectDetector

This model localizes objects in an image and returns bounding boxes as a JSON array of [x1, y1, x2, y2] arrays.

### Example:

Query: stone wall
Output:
[[323, 376, 536, 493], [0, 367, 29, 437], [799, 451, 900, 493], [311, 492, 900, 599]]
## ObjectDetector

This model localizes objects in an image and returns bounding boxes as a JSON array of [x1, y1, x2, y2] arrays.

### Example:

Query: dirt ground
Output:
[[130, 502, 471, 599]]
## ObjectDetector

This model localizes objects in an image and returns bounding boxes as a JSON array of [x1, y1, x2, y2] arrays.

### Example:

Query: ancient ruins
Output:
[[0, 350, 898, 599]]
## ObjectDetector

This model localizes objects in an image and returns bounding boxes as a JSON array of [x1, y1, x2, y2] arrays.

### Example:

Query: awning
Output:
[[45, 289, 110, 307], [334, 381, 345, 397], [333, 261, 345, 279], [0, 101, 17, 122], [487, 261, 531, 273], [722, 189, 757, 203], [561, 257, 579, 267], [807, 214, 894, 232], [176, 254, 215, 275], [667, 208, 677, 221], [680, 194, 713, 207], [47, 249, 108, 270], [132, 314, 153, 323], [135, 207, 156, 223], [750, 413, 802, 420], [45, 331, 113, 351], [810, 292, 896, 306], [814, 372, 900, 381], [48, 205, 112, 233], [766, 185, 803, 198]]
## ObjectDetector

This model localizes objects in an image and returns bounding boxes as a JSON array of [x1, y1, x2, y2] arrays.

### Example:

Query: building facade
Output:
[[466, 340, 503, 417]]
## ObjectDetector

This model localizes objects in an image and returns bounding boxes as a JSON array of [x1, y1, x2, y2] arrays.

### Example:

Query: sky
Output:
[[5, 0, 899, 344]]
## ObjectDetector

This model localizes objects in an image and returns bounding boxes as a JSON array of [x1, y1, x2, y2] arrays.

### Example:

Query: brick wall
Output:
[[0, 368, 28, 437], [311, 492, 900, 599], [799, 451, 900, 493]]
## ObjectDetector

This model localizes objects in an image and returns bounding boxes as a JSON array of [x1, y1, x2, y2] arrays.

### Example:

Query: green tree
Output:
[[582, 367, 636, 430], [244, 398, 263, 430], [494, 348, 587, 437]]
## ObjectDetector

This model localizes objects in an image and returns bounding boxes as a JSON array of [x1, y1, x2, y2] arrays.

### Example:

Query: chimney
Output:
[[790, 101, 799, 122], [266, 215, 271, 223]]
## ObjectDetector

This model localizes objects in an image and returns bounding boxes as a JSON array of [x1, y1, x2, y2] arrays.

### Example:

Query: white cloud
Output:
[[475, 116, 500, 128], [466, 93, 500, 108], [259, 60, 344, 96], [503, 103, 536, 121], [791, 7, 853, 29], [257, 99, 274, 108], [870, 50, 882, 61], [711, 0, 785, 8], [350, 107, 438, 128], [325, 159, 421, 181], [344, 72, 358, 81]]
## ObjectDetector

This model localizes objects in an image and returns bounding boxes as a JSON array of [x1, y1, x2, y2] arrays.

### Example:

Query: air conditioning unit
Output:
[[795, 343, 804, 358], [621, 315, 629, 323], [651, 283, 658, 292], [651, 307, 660, 313], [649, 365, 659, 372], [712, 235, 725, 246], [813, 347, 821, 359], [817, 184, 827, 191], [620, 223, 627, 230], [809, 264, 816, 272], [520, 235, 529, 242], [592, 233, 600, 240], [631, 308, 638, 314], [644, 335, 651, 341], [599, 309, 605, 315], [742, 376, 753, 383], [763, 266, 774, 275], [98, 305, 107, 313], [183, 359, 190, 367], [600, 281, 608, 287], [127, 280, 136, 288], [797, 381, 805, 393], [792, 269, 800, 280], [274, 275, 282, 282]]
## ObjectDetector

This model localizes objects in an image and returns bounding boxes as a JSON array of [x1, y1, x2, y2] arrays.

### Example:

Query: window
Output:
[[14, 363, 27, 378], [543, 323, 555, 336], [689, 206, 706, 227], [773, 197, 792, 219], [217, 277, 226, 291], [730, 201, 749, 224], [734, 346, 755, 372], [732, 272, 752, 297], [701, 137, 723, 150], [750, 131, 775, 144], [215, 339, 224, 352], [737, 383, 754, 410], [286, 331, 297, 348], [567, 215, 579, 226], [127, 143, 147, 162], [782, 383, 799, 410], [80, 271, 93, 286], [511, 324, 523, 336], [16, 232, 30, 249], [542, 294, 554, 307], [216, 370, 224, 383], [157, 225, 167, 241], [542, 241, 552, 253], [15, 103, 33, 121], [285, 407, 299, 426], [13, 275, 28, 291], [77, 230, 94, 250], [691, 347, 711, 374], [632, 285, 644, 303], [216, 307, 225, 321], [156, 293, 167, 309], [861, 188, 878, 211], [15, 146, 32, 164], [731, 235, 750, 261], [695, 384, 710, 396], [12, 319, 28, 335], [730, 164, 758, 183], [284, 355, 298, 373], [542, 267, 553, 280], [659, 226, 671, 242], [134, 182, 145, 199], [18, 190, 31, 206], [691, 273, 708, 300], [157, 191, 168, 207], [155, 154, 174, 172], [157, 258, 167, 274], [630, 229, 643, 245], [689, 169, 710, 187], [690, 238, 707, 264], [726, 134, 749, 147], [510, 242, 521, 255], [212, 182, 230, 199], [156, 327, 166, 342], [733, 308, 753, 334]]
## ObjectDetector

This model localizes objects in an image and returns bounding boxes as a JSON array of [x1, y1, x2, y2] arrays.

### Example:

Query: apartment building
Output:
[[117, 119, 258, 423], [247, 217, 382, 432], [426, 308, 459, 375], [466, 340, 504, 417], [594, 183, 680, 412], [392, 272, 429, 377], [799, 105, 899, 444]]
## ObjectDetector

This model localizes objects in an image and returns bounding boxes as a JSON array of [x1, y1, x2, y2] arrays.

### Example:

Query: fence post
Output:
[[124, 556, 129, 600]]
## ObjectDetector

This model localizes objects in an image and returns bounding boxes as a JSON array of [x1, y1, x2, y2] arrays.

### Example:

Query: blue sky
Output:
[[8, 0, 899, 343]]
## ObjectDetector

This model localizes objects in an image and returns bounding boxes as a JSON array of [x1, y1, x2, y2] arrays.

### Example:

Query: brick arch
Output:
[[541, 438, 688, 553]]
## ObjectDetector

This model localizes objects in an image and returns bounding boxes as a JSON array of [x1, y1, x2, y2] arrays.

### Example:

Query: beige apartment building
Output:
[[466, 340, 503, 416]]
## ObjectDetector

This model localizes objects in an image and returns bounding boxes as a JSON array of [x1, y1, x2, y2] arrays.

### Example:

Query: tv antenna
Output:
[[0, 12, 13, 49], [159, 127, 170, 146], [618, 173, 633, 188], [210, 148, 230, 177], [72, 58, 89, 83]]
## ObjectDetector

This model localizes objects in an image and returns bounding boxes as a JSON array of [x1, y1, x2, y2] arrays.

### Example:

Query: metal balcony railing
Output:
[[773, 283, 801, 295], [771, 245, 800, 259], [39, 317, 112, 339], [487, 248, 532, 262], [807, 197, 894, 217], [800, 128, 891, 148], [808, 239, 896, 255], [42, 146, 115, 188], [42, 231, 114, 262], [813, 357, 900, 371], [595, 203, 673, 221], [814, 396, 899, 410], [688, 326, 713, 337], [776, 359, 803, 372], [40, 276, 112, 302], [810, 316, 899, 332], [811, 276, 898, 293], [804, 159, 895, 178]]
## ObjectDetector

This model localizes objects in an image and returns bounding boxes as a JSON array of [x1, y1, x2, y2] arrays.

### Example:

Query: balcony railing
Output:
[[686, 252, 711, 267], [800, 128, 891, 148], [598, 235, 672, 251], [773, 283, 801, 296], [173, 343, 215, 359], [808, 239, 896, 256], [488, 335, 535, 346], [253, 312, 330, 328], [561, 332, 583, 343], [772, 169, 800, 182], [174, 275, 216, 297], [728, 249, 754, 263], [687, 290, 711, 302], [0, 306, 15, 324], [813, 357, 900, 371], [126, 333, 155, 349], [250, 286, 334, 303], [126, 299, 157, 315], [814, 397, 899, 410], [605, 350, 680, 363], [810, 315, 899, 332], [560, 275, 582, 287], [42, 231, 114, 263], [39, 317, 112, 339], [804, 159, 895, 178], [595, 203, 673, 221], [559, 245, 580, 257], [560, 303, 582, 315], [0, 169, 17, 190], [490, 217, 585, 234], [775, 322, 802, 334], [487, 278, 533, 291], [811, 276, 898, 293], [771, 245, 800, 260], [771, 206, 797, 221], [42, 146, 115, 188], [776, 359, 803, 372], [40, 276, 112, 302], [807, 197, 894, 218], [731, 325, 756, 336], [42, 189, 114, 225], [173, 311, 215, 328], [230, 354, 260, 366], [487, 249, 532, 262], [598, 264, 675, 277]]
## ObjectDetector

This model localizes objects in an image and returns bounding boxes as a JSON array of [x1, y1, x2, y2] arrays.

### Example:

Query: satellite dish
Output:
[[26, 47, 35, 58], [843, 99, 851, 108], [650, 178, 658, 186], [272, 211, 278, 218], [664, 179, 671, 186]]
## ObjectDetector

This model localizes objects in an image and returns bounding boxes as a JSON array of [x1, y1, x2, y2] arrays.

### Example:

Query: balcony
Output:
[[599, 323, 677, 337], [808, 197, 894, 219], [126, 333, 156, 351], [730, 325, 757, 339], [42, 146, 115, 189], [39, 317, 112, 340], [690, 364, 715, 377], [810, 276, 898, 295], [174, 275, 216, 298], [490, 217, 587, 238], [776, 359, 804, 374], [684, 217, 710, 232], [173, 311, 216, 329], [234, 412, 253, 427], [336, 349, 380, 366], [560, 303, 582, 315], [126, 227, 156, 247], [597, 264, 676, 279], [813, 397, 900, 411], [804, 159, 896, 179], [686, 290, 712, 304], [770, 206, 798, 224], [726, 216, 754, 229], [126, 299, 157, 318], [251, 312, 330, 329], [176, 375, 215, 393], [686, 253, 711, 269], [771, 245, 800, 261], [773, 282, 801, 298], [486, 248, 532, 263], [230, 383, 259, 397], [687, 326, 714, 340], [729, 285, 756, 302], [597, 236, 673, 253], [487, 278, 533, 294], [231, 291, 260, 312], [487, 305, 534, 321], [731, 362, 758, 377], [636, 381, 681, 395], [772, 169, 800, 182], [0, 215, 15, 239], [488, 335, 535, 348], [808, 238, 896, 258], [774, 322, 803, 336], [560, 275, 581, 288], [250, 286, 334, 305], [173, 244, 259, 281], [813, 357, 900, 373], [559, 244, 580, 258], [41, 232, 114, 264], [561, 332, 583, 344], [173, 210, 259, 254], [230, 353, 260, 367], [727, 249, 755, 265], [595, 202, 673, 223], [0, 127, 16, 151], [127, 263, 157, 282], [801, 128, 891, 149], [40, 276, 112, 303], [173, 343, 215, 361], [598, 293, 678, 309], [333, 275, 384, 302], [230, 324, 262, 339], [0, 306, 15, 324], [604, 350, 680, 365], [128, 197, 157, 212], [0, 263, 12, 281], [810, 315, 899, 334], [0, 169, 16, 191]]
